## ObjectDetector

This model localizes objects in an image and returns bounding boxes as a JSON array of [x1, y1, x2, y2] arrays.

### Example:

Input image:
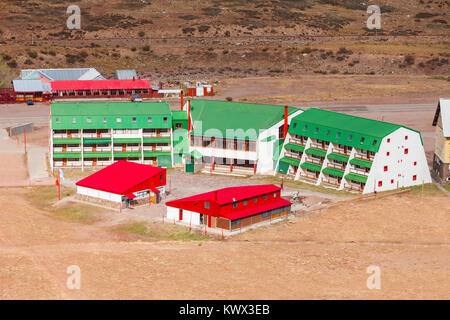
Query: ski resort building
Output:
[[21, 68, 105, 81], [50, 101, 173, 170], [166, 184, 292, 231], [432, 98, 450, 184], [184, 99, 303, 175], [76, 161, 166, 208], [275, 108, 431, 194]]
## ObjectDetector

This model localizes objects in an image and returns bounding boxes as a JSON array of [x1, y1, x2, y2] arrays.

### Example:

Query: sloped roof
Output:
[[189, 100, 301, 141], [22, 68, 105, 81], [432, 98, 450, 137], [51, 101, 171, 116], [12, 79, 44, 92], [51, 79, 151, 91], [115, 69, 138, 80], [76, 161, 165, 194], [167, 184, 282, 207], [289, 108, 421, 152]]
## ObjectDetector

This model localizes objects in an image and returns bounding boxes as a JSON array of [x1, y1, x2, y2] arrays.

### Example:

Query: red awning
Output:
[[151, 188, 161, 194], [125, 193, 136, 199]]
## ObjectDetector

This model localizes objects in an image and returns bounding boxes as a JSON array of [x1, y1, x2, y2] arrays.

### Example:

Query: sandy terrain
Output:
[[0, 187, 448, 299]]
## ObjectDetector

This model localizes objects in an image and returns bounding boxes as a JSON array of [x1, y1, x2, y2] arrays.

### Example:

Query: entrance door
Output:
[[152, 143, 156, 151], [93, 145, 97, 152], [68, 131, 72, 138], [179, 209, 183, 221], [62, 145, 67, 152], [97, 129, 101, 138], [93, 158, 97, 166], [122, 144, 126, 152], [208, 215, 212, 228]]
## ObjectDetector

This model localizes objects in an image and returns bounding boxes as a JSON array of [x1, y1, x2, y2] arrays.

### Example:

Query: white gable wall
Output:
[[76, 186, 123, 202], [166, 206, 201, 225]]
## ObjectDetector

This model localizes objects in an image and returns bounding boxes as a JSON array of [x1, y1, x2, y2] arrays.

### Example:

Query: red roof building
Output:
[[166, 184, 292, 231], [76, 160, 166, 208], [51, 79, 160, 99]]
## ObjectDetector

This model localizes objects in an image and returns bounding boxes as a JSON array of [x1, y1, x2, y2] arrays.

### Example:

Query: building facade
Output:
[[166, 184, 292, 231], [184, 99, 303, 175], [432, 98, 450, 184], [276, 108, 431, 194], [50, 101, 173, 170]]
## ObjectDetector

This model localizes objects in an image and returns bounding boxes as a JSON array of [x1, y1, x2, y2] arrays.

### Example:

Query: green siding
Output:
[[349, 158, 373, 168], [53, 152, 81, 159], [53, 138, 81, 144], [322, 167, 345, 178], [143, 137, 171, 144], [278, 160, 290, 174], [345, 173, 368, 183], [300, 162, 322, 172]]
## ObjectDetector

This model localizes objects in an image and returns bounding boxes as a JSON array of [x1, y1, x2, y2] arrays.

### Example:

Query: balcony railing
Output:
[[305, 157, 323, 165], [299, 173, 318, 182], [54, 147, 81, 153], [349, 168, 369, 176], [113, 147, 141, 152], [310, 143, 328, 150], [289, 137, 306, 146], [143, 133, 171, 138], [284, 151, 302, 160], [322, 178, 341, 188], [331, 148, 350, 156], [327, 163, 346, 170], [344, 183, 365, 192]]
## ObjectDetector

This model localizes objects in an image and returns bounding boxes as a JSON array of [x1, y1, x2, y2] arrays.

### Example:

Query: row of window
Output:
[[204, 192, 278, 210], [191, 136, 257, 152], [57, 89, 150, 96], [296, 124, 378, 146], [378, 175, 417, 187], [230, 205, 291, 226], [55, 117, 168, 124]]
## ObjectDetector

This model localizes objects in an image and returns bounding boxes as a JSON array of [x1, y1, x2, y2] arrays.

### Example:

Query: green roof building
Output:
[[276, 108, 431, 194]]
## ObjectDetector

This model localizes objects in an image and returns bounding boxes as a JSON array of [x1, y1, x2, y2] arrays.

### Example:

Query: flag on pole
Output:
[[59, 169, 65, 180]]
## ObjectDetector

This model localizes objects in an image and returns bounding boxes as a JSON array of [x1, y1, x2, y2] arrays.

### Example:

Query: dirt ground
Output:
[[0, 187, 448, 299]]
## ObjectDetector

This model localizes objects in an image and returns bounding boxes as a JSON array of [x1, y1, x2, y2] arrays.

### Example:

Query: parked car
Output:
[[26, 100, 34, 105], [131, 94, 142, 102]]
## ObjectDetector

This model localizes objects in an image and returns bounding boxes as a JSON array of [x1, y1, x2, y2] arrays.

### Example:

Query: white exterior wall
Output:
[[76, 186, 123, 202], [166, 206, 201, 225], [363, 128, 432, 194]]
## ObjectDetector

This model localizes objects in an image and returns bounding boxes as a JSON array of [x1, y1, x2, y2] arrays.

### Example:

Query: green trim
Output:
[[83, 138, 111, 145], [53, 152, 81, 159], [143, 137, 171, 144], [305, 147, 327, 157], [300, 162, 322, 172], [285, 143, 305, 153], [350, 158, 373, 168], [280, 157, 300, 167], [322, 167, 345, 178], [53, 138, 81, 144], [189, 150, 203, 160], [327, 152, 349, 163], [345, 173, 368, 183], [144, 151, 171, 157], [114, 152, 142, 158], [261, 135, 276, 142], [83, 152, 112, 158], [113, 138, 141, 144]]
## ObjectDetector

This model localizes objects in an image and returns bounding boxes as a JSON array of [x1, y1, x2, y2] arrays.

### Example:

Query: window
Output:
[[303, 125, 308, 132], [175, 123, 182, 129], [336, 132, 341, 139], [71, 118, 76, 123], [405, 135, 408, 140], [103, 117, 107, 123], [373, 140, 377, 146], [163, 117, 168, 122], [233, 202, 237, 209], [378, 181, 383, 187], [384, 166, 388, 172], [243, 200, 248, 206], [413, 175, 417, 181], [254, 197, 258, 204], [204, 202, 210, 209], [326, 130, 330, 136], [348, 135, 352, 141], [116, 117, 122, 123], [160, 174, 163, 182], [414, 161, 417, 166], [387, 152, 390, 156], [264, 195, 267, 201], [55, 118, 61, 123], [148, 117, 152, 123], [391, 179, 394, 184], [387, 138, 391, 143], [314, 127, 319, 134], [86, 117, 92, 123], [404, 148, 409, 154], [360, 137, 365, 144], [132, 117, 137, 123], [273, 192, 277, 198]]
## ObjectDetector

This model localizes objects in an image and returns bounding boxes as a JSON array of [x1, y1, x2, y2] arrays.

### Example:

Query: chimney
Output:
[[132, 76, 135, 81], [283, 106, 288, 139]]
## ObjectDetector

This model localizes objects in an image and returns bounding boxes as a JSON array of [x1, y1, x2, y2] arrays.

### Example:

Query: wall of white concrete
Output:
[[76, 186, 123, 202], [166, 206, 201, 225]]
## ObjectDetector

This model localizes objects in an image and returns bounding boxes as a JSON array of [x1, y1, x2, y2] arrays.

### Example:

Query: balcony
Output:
[[113, 147, 141, 152], [54, 147, 81, 153], [322, 178, 341, 188], [310, 142, 328, 150], [289, 136, 306, 146], [327, 162, 346, 171], [331, 148, 350, 156], [284, 151, 302, 160], [344, 183, 365, 193], [143, 146, 171, 152]]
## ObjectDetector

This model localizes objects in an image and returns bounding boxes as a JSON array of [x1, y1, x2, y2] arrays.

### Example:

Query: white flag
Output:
[[59, 169, 65, 180]]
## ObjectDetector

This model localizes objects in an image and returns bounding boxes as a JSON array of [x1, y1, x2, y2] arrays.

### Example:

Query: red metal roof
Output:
[[166, 184, 292, 220], [76, 160, 165, 195], [167, 184, 282, 206], [51, 79, 152, 91]]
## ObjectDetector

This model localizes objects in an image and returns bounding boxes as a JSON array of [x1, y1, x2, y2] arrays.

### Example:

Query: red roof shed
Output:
[[76, 160, 166, 195], [51, 79, 152, 91]]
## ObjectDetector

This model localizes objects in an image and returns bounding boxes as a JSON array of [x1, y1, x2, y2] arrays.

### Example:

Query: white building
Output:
[[275, 108, 431, 194]]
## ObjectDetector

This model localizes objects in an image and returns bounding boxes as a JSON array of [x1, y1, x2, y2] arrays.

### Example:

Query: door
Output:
[[97, 129, 101, 138], [93, 145, 97, 152], [93, 158, 97, 166], [68, 130, 72, 138], [122, 144, 126, 152], [179, 209, 183, 221], [62, 145, 67, 152], [152, 143, 156, 151], [208, 215, 212, 228]]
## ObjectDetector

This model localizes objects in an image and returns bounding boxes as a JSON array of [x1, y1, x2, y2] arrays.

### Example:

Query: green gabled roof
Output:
[[51, 101, 172, 130], [113, 138, 141, 144], [280, 157, 300, 167], [300, 162, 322, 172], [285, 143, 305, 153], [327, 152, 349, 162], [83, 152, 112, 158], [305, 147, 327, 157], [53, 138, 81, 144], [288, 108, 422, 152], [143, 137, 171, 144], [189, 150, 203, 160], [53, 152, 81, 159], [189, 100, 301, 141], [350, 158, 373, 168], [114, 152, 142, 158], [83, 138, 111, 145], [345, 173, 368, 183], [322, 167, 345, 178]]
